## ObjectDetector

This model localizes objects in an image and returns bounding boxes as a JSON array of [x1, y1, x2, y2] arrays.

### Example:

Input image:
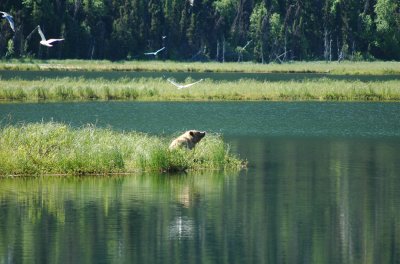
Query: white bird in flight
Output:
[[0, 11, 15, 32], [167, 78, 204, 89], [37, 25, 64, 47], [144, 47, 166, 56]]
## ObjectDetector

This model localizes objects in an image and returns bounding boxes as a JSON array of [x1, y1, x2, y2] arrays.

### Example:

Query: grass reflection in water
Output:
[[0, 171, 234, 262]]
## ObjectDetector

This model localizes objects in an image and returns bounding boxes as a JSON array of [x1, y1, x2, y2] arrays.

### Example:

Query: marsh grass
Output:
[[1, 77, 399, 102], [1, 59, 400, 75], [0, 122, 245, 176]]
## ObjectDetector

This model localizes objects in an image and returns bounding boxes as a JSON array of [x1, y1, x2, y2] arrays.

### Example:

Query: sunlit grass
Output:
[[0, 77, 399, 102], [0, 122, 245, 176], [1, 59, 400, 75]]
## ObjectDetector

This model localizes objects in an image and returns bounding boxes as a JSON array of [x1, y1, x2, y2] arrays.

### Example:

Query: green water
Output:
[[1, 69, 400, 82], [0, 101, 399, 137], [1, 102, 400, 263]]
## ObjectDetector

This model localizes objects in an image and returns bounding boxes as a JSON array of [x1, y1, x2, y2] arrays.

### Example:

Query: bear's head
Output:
[[188, 130, 206, 143]]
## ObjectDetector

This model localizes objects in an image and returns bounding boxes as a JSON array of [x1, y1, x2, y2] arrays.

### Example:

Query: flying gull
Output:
[[144, 47, 166, 56], [38, 25, 64, 47], [0, 11, 15, 32], [167, 78, 204, 89]]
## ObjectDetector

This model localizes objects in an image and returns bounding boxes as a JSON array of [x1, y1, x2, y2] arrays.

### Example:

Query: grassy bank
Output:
[[1, 77, 400, 101], [0, 123, 244, 176], [1, 59, 400, 75]]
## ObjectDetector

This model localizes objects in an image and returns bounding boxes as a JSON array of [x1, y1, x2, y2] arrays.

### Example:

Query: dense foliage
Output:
[[0, 0, 399, 61]]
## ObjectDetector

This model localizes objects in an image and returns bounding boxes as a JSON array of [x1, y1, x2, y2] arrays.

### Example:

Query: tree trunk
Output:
[[216, 39, 220, 61], [222, 36, 225, 63], [324, 29, 329, 61]]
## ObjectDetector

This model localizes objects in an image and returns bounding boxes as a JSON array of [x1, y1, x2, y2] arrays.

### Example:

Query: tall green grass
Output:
[[0, 123, 244, 176], [1, 59, 400, 74], [1, 77, 400, 102]]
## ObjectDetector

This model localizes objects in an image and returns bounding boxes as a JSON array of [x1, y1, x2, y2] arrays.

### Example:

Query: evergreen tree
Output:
[[250, 2, 268, 62], [214, 0, 236, 61], [1, 0, 400, 61], [374, 0, 400, 59]]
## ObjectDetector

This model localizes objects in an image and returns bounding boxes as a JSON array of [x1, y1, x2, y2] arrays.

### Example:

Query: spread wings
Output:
[[167, 78, 203, 89]]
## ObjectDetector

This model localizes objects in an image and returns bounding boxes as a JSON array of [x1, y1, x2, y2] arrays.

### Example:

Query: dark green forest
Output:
[[1, 0, 399, 61]]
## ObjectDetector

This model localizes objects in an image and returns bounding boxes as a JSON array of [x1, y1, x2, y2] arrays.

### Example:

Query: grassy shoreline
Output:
[[1, 59, 400, 75], [0, 123, 245, 176], [1, 60, 400, 102], [1, 77, 400, 102]]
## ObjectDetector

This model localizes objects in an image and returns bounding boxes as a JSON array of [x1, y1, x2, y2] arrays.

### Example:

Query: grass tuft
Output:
[[0, 122, 245, 176]]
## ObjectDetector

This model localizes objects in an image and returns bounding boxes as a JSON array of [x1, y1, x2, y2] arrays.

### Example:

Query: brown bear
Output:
[[169, 130, 206, 150]]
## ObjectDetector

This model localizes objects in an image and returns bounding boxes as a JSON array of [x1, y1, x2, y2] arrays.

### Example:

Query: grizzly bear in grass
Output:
[[169, 130, 206, 150]]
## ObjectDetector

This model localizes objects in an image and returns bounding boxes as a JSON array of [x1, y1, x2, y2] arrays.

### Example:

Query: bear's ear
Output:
[[189, 131, 194, 137]]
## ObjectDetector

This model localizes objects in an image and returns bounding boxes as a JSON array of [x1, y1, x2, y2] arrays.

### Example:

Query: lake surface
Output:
[[2, 69, 400, 82], [1, 102, 400, 263]]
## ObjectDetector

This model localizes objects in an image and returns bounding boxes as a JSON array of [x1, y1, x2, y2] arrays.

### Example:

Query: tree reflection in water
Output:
[[1, 137, 400, 263], [168, 216, 195, 240]]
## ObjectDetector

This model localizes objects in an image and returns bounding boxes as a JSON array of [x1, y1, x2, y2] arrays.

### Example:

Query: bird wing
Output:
[[167, 78, 183, 89], [180, 79, 204, 89], [167, 78, 203, 89], [0, 12, 14, 32], [46, 38, 64, 44], [5, 15, 15, 32], [144, 52, 155, 55], [40, 41, 53, 47], [155, 47, 165, 54], [37, 26, 47, 41], [243, 40, 252, 50]]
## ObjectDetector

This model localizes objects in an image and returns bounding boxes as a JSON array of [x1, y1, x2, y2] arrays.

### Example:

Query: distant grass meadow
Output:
[[0, 122, 245, 176], [1, 60, 400, 102], [0, 76, 399, 102]]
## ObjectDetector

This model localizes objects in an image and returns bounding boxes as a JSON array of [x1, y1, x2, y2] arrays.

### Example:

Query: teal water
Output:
[[1, 101, 399, 137], [1, 102, 400, 263], [1, 69, 400, 82]]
